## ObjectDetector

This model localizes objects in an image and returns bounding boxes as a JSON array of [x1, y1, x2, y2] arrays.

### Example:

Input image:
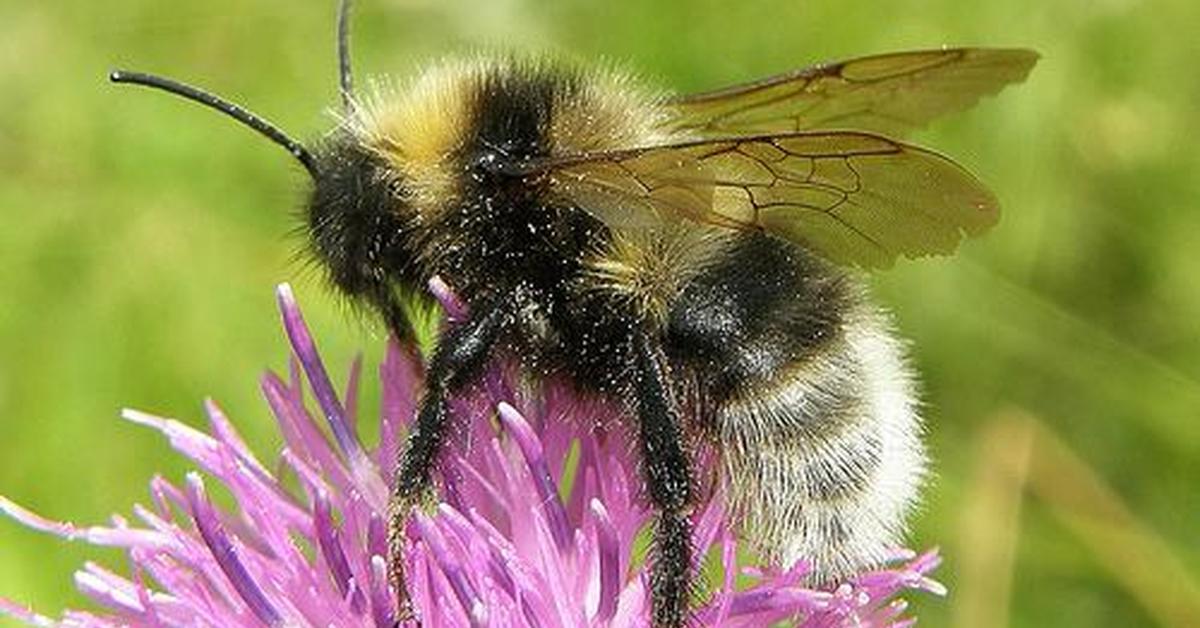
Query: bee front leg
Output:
[[387, 303, 507, 621], [633, 334, 694, 628]]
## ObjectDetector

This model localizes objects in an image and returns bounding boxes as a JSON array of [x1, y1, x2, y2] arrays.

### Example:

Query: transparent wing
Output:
[[525, 132, 999, 269], [665, 47, 1038, 138]]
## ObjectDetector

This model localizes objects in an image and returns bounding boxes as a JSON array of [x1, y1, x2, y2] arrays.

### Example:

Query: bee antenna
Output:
[[337, 0, 355, 111], [109, 70, 319, 179]]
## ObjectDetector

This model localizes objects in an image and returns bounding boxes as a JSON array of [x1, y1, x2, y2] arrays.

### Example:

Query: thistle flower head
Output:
[[1, 284, 943, 627]]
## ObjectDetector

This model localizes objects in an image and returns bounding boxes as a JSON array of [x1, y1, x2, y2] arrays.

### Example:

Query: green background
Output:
[[1, 0, 1197, 626]]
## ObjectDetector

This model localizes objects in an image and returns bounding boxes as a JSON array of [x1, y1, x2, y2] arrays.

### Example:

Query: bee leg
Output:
[[633, 334, 694, 628], [366, 284, 413, 345], [387, 303, 507, 621]]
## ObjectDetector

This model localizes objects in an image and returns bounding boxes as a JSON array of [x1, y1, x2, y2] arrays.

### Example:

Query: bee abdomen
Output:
[[717, 312, 925, 585]]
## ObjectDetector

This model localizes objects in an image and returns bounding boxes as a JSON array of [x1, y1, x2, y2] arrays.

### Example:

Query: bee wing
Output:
[[664, 48, 1038, 138], [519, 131, 999, 269]]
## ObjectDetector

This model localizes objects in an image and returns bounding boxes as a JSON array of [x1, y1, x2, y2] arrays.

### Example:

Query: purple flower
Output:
[[1, 283, 944, 627]]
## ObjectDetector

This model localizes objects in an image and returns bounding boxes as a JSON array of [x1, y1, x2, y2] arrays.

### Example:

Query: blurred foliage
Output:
[[0, 0, 1197, 626]]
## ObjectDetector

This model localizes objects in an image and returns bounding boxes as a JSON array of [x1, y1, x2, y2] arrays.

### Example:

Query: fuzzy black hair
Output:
[[306, 133, 421, 338]]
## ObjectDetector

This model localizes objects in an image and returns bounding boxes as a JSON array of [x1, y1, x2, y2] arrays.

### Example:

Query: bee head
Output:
[[108, 66, 421, 336], [305, 134, 419, 316], [110, 1, 423, 335]]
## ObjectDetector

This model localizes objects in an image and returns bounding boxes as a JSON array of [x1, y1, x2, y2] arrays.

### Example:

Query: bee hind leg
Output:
[[632, 333, 695, 628]]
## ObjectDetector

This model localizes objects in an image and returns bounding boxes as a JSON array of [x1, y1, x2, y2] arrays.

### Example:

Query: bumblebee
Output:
[[112, 1, 1036, 624]]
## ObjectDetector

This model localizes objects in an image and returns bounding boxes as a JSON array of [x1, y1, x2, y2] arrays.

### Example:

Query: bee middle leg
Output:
[[633, 333, 694, 628], [387, 302, 507, 619]]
